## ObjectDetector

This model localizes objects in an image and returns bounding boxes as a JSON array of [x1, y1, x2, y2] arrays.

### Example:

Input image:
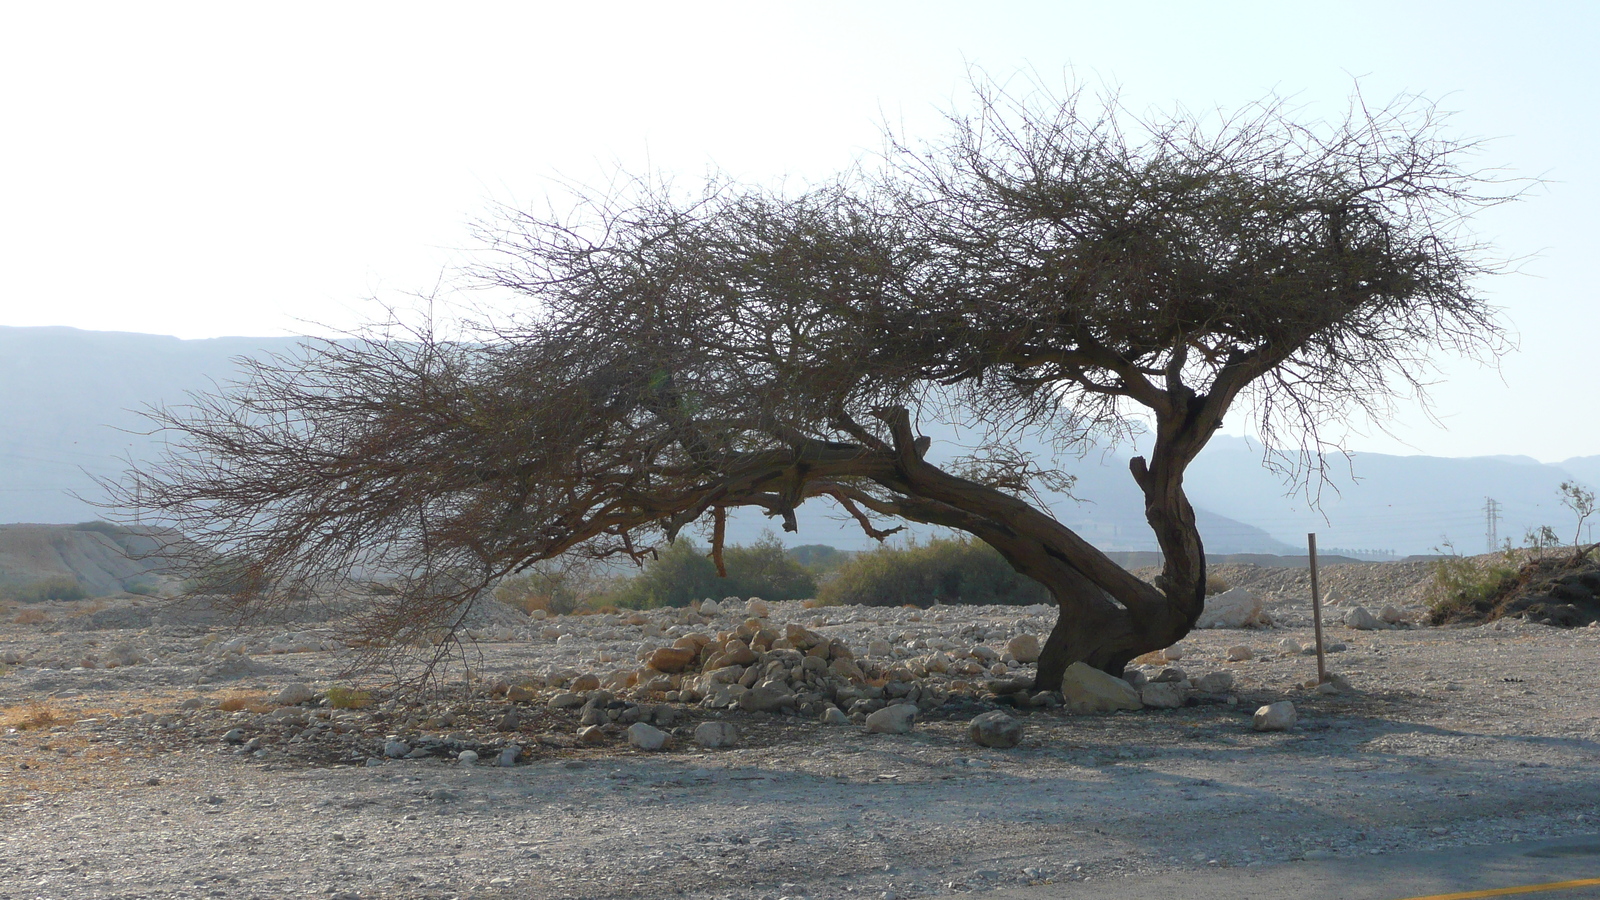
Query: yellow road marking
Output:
[[1396, 877, 1600, 900]]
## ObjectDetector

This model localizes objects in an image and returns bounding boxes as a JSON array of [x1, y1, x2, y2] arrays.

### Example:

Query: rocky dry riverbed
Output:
[[2, 562, 1599, 900]]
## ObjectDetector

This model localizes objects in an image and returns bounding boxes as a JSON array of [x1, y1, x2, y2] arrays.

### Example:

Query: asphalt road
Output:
[[930, 835, 1600, 900]]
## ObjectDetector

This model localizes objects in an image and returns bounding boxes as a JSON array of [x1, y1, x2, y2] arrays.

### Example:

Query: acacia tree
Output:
[[124, 85, 1512, 688]]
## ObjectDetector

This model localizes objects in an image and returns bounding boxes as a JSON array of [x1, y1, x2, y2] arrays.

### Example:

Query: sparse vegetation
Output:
[[11, 607, 51, 625], [1205, 573, 1232, 596], [0, 577, 90, 603], [1426, 551, 1521, 624], [217, 692, 270, 713], [597, 533, 817, 609], [494, 558, 610, 615], [1559, 480, 1596, 550], [3, 700, 63, 730], [324, 686, 374, 709], [817, 537, 1051, 608]]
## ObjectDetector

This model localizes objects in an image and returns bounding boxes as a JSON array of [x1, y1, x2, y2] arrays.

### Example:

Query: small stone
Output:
[[867, 639, 894, 658], [506, 684, 538, 703], [498, 746, 520, 767], [1152, 667, 1187, 684], [647, 646, 697, 673], [1344, 607, 1383, 630], [1252, 701, 1297, 732], [745, 598, 770, 618], [820, 707, 850, 725], [1005, 634, 1041, 664], [968, 711, 1024, 748], [222, 728, 246, 744], [179, 697, 205, 709], [383, 740, 410, 758], [272, 683, 316, 706], [364, 757, 384, 768], [1162, 644, 1185, 661], [570, 673, 601, 692], [699, 598, 722, 616], [456, 750, 479, 765], [1226, 645, 1254, 661], [1139, 682, 1184, 709], [547, 692, 584, 710], [627, 722, 670, 751], [1193, 671, 1234, 693], [738, 685, 795, 714], [693, 721, 739, 749], [1122, 668, 1148, 688], [576, 725, 607, 745], [1278, 638, 1303, 653], [864, 703, 918, 735]]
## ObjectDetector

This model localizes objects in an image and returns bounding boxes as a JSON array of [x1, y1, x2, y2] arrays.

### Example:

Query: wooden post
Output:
[[1309, 532, 1328, 684]]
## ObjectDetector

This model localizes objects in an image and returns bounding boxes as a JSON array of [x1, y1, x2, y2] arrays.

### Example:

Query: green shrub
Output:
[[324, 686, 374, 709], [599, 533, 817, 609], [817, 537, 1051, 608], [1, 577, 90, 603], [787, 544, 854, 574], [495, 560, 607, 615], [1425, 552, 1519, 624]]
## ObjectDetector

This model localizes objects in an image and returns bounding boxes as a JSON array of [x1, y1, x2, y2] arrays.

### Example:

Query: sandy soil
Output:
[[2, 574, 1598, 900]]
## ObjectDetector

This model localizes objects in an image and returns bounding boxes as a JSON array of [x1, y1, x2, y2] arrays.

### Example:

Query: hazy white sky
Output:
[[2, 2, 1595, 461]]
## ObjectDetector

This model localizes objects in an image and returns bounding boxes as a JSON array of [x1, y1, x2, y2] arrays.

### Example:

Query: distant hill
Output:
[[0, 326, 306, 523], [2, 325, 1593, 557], [0, 522, 183, 597]]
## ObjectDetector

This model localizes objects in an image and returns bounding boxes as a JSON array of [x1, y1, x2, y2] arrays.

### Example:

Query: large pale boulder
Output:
[[1195, 588, 1271, 629], [1253, 701, 1297, 732], [1005, 634, 1041, 663], [1060, 662, 1143, 714], [968, 711, 1024, 748], [1345, 606, 1383, 630], [1139, 682, 1184, 709], [693, 721, 739, 749], [626, 722, 670, 751], [864, 703, 918, 734]]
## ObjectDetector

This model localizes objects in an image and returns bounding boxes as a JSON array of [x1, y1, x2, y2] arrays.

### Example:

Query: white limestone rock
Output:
[[1252, 701, 1297, 731], [1195, 588, 1271, 629], [1005, 634, 1041, 664], [1139, 682, 1184, 709], [693, 721, 739, 749], [1345, 606, 1383, 630], [968, 711, 1024, 748], [627, 722, 670, 751], [1060, 662, 1143, 714], [864, 703, 918, 735]]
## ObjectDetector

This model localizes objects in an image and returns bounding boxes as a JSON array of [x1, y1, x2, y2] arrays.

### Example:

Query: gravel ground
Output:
[[2, 562, 1598, 900]]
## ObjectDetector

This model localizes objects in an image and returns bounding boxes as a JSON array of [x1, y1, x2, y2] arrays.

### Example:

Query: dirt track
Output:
[[2, 584, 1599, 900]]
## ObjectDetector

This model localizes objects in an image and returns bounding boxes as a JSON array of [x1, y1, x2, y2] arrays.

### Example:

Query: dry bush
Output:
[[3, 700, 64, 730], [217, 692, 270, 713], [12, 608, 50, 625], [1205, 573, 1232, 595]]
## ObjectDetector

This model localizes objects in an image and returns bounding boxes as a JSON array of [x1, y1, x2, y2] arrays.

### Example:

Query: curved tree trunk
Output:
[[858, 408, 1209, 693]]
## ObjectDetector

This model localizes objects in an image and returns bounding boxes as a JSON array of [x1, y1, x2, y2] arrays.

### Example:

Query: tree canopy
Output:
[[124, 83, 1513, 685]]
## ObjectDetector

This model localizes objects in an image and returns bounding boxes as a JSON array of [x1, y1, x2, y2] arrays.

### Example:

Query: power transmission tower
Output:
[[1484, 497, 1500, 552]]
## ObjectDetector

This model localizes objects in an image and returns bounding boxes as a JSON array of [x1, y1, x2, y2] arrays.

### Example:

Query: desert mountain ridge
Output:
[[2, 325, 1595, 556]]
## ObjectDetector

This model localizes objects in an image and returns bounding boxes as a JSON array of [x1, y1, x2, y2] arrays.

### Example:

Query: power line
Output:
[[1485, 497, 1501, 552]]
